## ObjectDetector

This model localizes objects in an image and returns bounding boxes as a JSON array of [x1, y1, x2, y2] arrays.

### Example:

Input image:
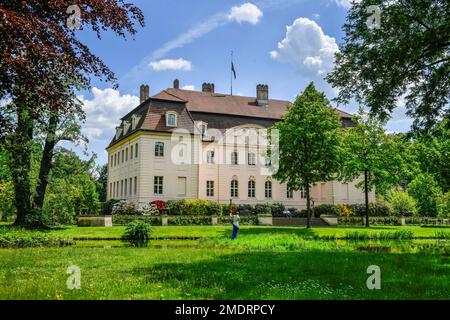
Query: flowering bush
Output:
[[150, 200, 166, 210], [336, 204, 352, 217]]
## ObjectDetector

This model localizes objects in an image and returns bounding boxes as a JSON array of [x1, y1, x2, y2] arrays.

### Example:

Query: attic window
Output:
[[166, 111, 177, 127], [123, 120, 130, 134], [115, 127, 123, 140], [131, 114, 141, 130]]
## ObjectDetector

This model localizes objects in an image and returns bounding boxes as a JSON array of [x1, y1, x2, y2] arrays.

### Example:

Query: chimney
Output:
[[256, 84, 268, 106], [173, 79, 180, 89], [140, 84, 149, 103], [202, 82, 215, 93]]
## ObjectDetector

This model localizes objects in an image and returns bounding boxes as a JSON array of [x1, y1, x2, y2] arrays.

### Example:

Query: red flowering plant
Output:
[[150, 200, 167, 214]]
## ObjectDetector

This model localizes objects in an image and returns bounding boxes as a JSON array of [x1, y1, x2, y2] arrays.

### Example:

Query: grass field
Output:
[[0, 225, 449, 299]]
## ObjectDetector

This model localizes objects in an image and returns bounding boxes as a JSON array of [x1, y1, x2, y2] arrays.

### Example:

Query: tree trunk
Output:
[[33, 113, 59, 209], [12, 108, 33, 227], [306, 182, 311, 228], [364, 169, 370, 227]]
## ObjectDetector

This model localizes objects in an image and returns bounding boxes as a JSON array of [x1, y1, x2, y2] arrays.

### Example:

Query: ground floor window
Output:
[[265, 180, 272, 198], [248, 180, 255, 198], [154, 176, 163, 194], [286, 187, 293, 199], [206, 180, 214, 197], [231, 179, 238, 197]]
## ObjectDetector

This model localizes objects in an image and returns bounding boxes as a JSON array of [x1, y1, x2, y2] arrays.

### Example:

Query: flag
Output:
[[231, 62, 236, 79]]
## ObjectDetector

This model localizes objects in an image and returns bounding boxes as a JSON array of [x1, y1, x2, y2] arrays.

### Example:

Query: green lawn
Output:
[[46, 225, 450, 239], [0, 225, 449, 299]]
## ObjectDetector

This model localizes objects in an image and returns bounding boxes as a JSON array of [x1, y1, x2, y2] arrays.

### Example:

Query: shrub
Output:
[[112, 201, 141, 215], [386, 191, 417, 216], [168, 216, 212, 226], [122, 220, 152, 240], [140, 204, 160, 216], [218, 215, 258, 225], [408, 173, 442, 216], [437, 192, 450, 218], [113, 215, 161, 226], [313, 204, 340, 217], [270, 202, 285, 216], [150, 200, 166, 210], [336, 204, 352, 217], [184, 199, 209, 216], [101, 199, 120, 215], [0, 229, 74, 248], [254, 203, 272, 215], [237, 204, 254, 216], [207, 201, 223, 216], [166, 200, 185, 215]]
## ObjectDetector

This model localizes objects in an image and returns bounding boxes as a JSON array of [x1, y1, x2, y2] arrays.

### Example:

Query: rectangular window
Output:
[[265, 181, 272, 199], [125, 148, 128, 162], [341, 183, 349, 200], [248, 180, 255, 198], [114, 154, 117, 167], [231, 151, 238, 165], [167, 113, 177, 127], [231, 180, 238, 198], [110, 156, 113, 167], [321, 183, 326, 200], [134, 176, 137, 195], [287, 188, 293, 199], [207, 150, 215, 164], [121, 150, 124, 163], [135, 143, 138, 158], [124, 179, 127, 197], [206, 181, 214, 197], [300, 187, 307, 199], [248, 153, 256, 166], [154, 176, 163, 194], [120, 180, 123, 197], [109, 183, 112, 199], [130, 145, 134, 160], [178, 177, 186, 196], [129, 178, 132, 196], [155, 142, 164, 157]]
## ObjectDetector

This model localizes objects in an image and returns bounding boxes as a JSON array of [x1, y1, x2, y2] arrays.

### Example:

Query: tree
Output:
[[326, 0, 450, 133], [340, 109, 405, 226], [408, 173, 442, 216], [272, 82, 342, 228], [95, 164, 108, 203], [0, 1, 144, 228]]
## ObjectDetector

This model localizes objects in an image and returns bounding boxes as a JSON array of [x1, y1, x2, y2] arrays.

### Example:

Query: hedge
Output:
[[113, 215, 161, 226], [218, 216, 258, 225]]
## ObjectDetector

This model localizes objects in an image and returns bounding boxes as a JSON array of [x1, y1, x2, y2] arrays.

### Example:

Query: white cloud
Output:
[[332, 0, 361, 9], [228, 3, 263, 25], [149, 58, 192, 71], [78, 87, 139, 141], [182, 85, 196, 90], [270, 18, 339, 76], [312, 13, 320, 20]]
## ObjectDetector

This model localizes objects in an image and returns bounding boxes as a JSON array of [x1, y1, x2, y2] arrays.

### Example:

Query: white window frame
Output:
[[248, 179, 255, 198], [206, 180, 214, 197], [166, 112, 177, 127], [265, 180, 272, 199], [154, 176, 163, 195], [155, 142, 164, 157], [231, 151, 238, 165], [248, 152, 256, 166], [231, 179, 238, 198], [207, 150, 215, 164]]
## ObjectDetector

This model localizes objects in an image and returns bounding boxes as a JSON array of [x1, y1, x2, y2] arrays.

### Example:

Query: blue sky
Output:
[[73, 0, 411, 165]]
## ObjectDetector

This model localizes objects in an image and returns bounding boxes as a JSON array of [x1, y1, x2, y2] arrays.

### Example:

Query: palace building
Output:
[[106, 80, 374, 208]]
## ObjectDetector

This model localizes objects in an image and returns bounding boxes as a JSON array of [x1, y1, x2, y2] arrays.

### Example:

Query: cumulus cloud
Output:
[[78, 87, 139, 141], [270, 18, 339, 76], [228, 2, 263, 25], [149, 58, 192, 71], [332, 0, 361, 9], [182, 85, 196, 90]]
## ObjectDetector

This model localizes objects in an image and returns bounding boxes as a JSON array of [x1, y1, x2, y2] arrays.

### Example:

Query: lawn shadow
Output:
[[131, 249, 450, 299]]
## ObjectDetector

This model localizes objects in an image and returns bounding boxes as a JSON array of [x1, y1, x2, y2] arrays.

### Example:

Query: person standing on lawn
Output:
[[230, 203, 240, 240]]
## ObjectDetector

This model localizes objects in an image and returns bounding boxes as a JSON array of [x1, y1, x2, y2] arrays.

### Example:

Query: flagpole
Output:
[[230, 50, 233, 96]]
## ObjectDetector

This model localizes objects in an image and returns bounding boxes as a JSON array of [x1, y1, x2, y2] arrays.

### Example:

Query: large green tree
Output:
[[272, 83, 342, 228], [340, 109, 405, 226], [327, 0, 450, 133]]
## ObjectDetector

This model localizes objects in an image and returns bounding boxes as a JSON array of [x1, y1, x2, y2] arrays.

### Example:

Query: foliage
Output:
[[326, 0, 450, 133], [0, 229, 74, 248], [112, 202, 141, 216], [437, 192, 450, 218], [314, 204, 341, 217], [165, 199, 223, 216], [150, 200, 167, 210], [0, 180, 15, 221], [95, 164, 108, 202], [122, 220, 152, 240], [273, 82, 342, 227], [385, 191, 417, 217], [270, 202, 285, 216], [112, 215, 161, 226], [101, 199, 121, 215], [340, 109, 406, 226], [254, 204, 272, 215], [166, 200, 185, 216], [336, 204, 352, 217], [408, 173, 442, 216]]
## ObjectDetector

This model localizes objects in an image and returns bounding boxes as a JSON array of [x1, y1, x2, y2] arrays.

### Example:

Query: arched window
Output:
[[265, 180, 272, 199], [231, 179, 239, 198], [166, 111, 177, 127], [248, 178, 255, 198]]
